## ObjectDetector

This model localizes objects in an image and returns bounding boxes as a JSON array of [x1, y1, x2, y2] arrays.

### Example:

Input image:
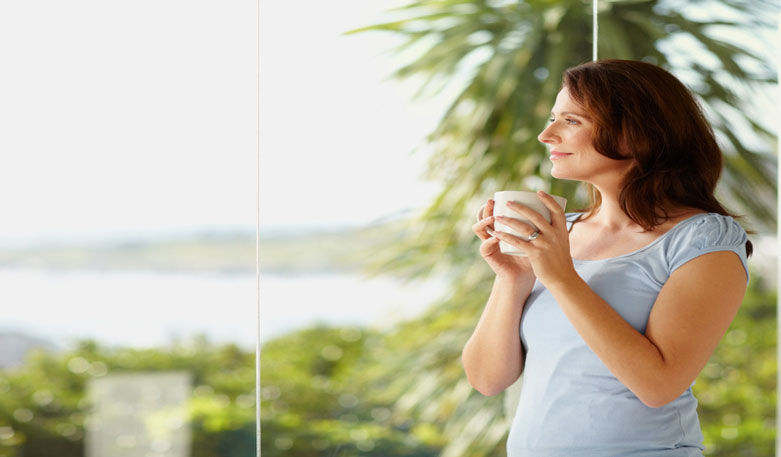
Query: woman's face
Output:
[[537, 87, 633, 186]]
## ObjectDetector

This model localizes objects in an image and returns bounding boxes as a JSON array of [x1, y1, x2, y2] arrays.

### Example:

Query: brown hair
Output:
[[562, 59, 753, 257]]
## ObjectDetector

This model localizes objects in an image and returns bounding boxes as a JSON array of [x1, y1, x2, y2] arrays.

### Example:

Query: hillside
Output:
[[0, 233, 255, 274], [0, 220, 406, 274]]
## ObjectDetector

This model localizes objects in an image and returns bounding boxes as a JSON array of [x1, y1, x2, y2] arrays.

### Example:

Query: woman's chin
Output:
[[550, 168, 582, 182], [550, 167, 567, 180]]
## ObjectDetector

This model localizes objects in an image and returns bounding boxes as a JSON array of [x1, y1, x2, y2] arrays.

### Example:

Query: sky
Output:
[[0, 0, 446, 247], [0, 1, 776, 245], [0, 1, 245, 247], [259, 0, 448, 234], [0, 1, 452, 351], [0, 0, 261, 247]]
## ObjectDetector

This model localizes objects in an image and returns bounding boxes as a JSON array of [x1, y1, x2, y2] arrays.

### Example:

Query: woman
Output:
[[463, 59, 752, 456]]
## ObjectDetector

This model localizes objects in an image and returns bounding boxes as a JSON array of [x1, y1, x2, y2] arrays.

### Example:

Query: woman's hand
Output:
[[491, 191, 577, 288], [472, 198, 535, 280]]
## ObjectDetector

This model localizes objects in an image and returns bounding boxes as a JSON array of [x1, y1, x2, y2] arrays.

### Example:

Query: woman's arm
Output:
[[545, 250, 747, 408], [461, 273, 536, 396]]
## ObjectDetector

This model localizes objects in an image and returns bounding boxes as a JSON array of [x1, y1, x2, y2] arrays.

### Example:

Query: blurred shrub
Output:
[[0, 336, 254, 457], [0, 269, 774, 457], [260, 325, 441, 456], [258, 268, 777, 457]]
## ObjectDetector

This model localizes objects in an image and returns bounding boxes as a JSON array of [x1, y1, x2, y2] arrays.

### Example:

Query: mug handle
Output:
[[475, 203, 487, 222]]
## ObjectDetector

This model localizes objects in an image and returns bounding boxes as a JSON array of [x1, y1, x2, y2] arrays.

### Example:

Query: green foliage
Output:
[[3, 272, 765, 457], [20, 247, 772, 457], [260, 325, 441, 456], [0, 337, 254, 457], [358, 268, 514, 456], [256, 271, 776, 457]]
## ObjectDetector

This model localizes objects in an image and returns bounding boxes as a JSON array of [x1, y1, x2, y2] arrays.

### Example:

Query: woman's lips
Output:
[[550, 151, 572, 160]]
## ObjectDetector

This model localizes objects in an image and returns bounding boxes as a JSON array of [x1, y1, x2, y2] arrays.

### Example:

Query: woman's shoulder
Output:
[[663, 212, 749, 280], [665, 212, 747, 247]]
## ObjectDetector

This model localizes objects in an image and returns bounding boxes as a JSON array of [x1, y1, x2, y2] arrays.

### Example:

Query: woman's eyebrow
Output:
[[551, 110, 591, 119]]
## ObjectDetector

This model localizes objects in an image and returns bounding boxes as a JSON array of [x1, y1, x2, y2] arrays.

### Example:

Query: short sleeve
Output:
[[667, 214, 750, 283]]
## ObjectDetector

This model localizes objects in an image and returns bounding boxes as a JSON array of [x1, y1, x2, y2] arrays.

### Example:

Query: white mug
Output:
[[484, 191, 567, 256]]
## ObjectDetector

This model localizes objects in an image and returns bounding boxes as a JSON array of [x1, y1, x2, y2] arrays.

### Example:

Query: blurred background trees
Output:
[[1, 270, 774, 456], [259, 279, 775, 456], [0, 337, 255, 457]]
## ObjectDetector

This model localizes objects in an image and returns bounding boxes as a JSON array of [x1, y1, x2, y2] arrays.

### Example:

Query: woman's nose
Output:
[[537, 124, 559, 145]]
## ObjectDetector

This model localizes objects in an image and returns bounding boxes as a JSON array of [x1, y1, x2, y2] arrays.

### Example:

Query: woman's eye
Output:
[[548, 116, 579, 125]]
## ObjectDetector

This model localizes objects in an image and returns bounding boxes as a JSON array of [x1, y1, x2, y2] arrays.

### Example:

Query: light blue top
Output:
[[506, 212, 750, 457]]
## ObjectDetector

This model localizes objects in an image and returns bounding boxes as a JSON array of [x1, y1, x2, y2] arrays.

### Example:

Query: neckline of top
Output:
[[567, 211, 714, 263]]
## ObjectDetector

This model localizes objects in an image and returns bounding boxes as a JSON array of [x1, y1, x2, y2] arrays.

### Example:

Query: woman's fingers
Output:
[[494, 216, 538, 238], [472, 215, 495, 240], [476, 199, 495, 222], [504, 201, 549, 231], [473, 199, 497, 240], [481, 232, 500, 247], [492, 230, 531, 255], [536, 191, 566, 228]]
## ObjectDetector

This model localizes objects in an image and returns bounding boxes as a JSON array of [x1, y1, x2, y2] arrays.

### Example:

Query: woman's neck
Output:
[[587, 186, 700, 232], [588, 200, 640, 232]]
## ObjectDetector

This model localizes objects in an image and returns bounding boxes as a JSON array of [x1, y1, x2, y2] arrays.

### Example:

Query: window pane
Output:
[[0, 1, 256, 455]]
